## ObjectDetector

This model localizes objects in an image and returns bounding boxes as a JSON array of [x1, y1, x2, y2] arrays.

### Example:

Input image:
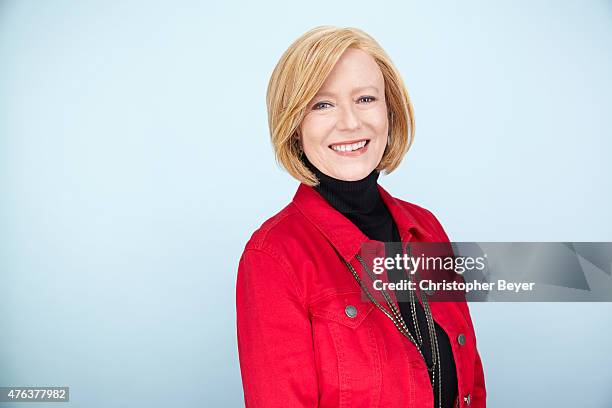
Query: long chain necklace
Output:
[[340, 244, 443, 408]]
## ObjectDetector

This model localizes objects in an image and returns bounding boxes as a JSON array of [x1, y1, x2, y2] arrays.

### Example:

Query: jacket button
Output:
[[463, 393, 471, 405], [457, 333, 466, 346], [345, 305, 358, 318]]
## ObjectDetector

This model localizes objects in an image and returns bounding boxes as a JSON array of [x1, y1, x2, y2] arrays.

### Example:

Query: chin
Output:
[[331, 164, 375, 181]]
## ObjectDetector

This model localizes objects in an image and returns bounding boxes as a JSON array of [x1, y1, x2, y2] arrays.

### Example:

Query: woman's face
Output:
[[299, 47, 388, 181]]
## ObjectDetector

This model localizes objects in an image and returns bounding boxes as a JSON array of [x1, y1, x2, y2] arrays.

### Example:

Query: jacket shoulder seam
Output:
[[247, 206, 299, 249]]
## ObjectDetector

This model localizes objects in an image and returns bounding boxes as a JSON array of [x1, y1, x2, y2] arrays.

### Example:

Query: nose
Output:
[[336, 103, 361, 131]]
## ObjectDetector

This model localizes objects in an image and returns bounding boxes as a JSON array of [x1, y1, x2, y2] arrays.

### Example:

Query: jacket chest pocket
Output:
[[309, 291, 383, 408]]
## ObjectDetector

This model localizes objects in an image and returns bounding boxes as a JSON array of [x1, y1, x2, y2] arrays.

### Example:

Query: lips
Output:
[[328, 138, 370, 152], [327, 138, 371, 157]]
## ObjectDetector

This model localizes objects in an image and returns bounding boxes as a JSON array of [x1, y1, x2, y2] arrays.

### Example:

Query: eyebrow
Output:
[[314, 86, 380, 98]]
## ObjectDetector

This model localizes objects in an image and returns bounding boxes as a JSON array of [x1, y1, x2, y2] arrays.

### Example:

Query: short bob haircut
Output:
[[266, 25, 415, 186]]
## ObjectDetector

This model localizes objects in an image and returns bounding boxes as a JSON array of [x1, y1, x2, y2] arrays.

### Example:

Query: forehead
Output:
[[315, 47, 384, 96]]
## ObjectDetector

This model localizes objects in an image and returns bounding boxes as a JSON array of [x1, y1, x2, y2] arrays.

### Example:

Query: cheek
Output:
[[361, 104, 389, 135], [368, 108, 389, 158], [300, 115, 334, 148], [374, 106, 390, 134]]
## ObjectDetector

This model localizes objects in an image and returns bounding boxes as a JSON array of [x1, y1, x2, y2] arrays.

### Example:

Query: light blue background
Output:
[[1, 1, 611, 407]]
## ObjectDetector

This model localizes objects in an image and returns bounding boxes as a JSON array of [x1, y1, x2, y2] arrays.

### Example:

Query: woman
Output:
[[236, 26, 486, 408]]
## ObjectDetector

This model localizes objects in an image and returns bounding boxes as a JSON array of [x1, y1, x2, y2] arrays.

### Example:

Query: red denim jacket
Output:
[[236, 183, 486, 407]]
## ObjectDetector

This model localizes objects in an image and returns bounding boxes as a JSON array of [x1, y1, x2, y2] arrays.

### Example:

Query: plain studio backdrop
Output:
[[1, 1, 611, 407]]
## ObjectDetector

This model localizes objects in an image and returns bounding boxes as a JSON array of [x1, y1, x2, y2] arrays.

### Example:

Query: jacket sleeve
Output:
[[236, 248, 319, 408]]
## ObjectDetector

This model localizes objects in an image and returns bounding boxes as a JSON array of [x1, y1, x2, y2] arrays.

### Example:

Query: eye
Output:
[[358, 96, 377, 104], [312, 101, 332, 110]]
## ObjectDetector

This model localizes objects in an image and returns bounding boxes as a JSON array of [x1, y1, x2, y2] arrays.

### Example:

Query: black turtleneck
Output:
[[302, 155, 399, 243], [302, 154, 458, 408]]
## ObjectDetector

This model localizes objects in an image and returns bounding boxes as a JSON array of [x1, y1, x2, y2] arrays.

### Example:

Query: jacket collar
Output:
[[291, 182, 433, 262]]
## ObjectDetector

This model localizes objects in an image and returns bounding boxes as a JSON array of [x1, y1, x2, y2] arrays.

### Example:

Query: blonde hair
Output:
[[266, 25, 416, 186]]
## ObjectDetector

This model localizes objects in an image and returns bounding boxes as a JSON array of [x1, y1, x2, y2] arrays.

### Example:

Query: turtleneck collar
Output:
[[301, 154, 381, 214]]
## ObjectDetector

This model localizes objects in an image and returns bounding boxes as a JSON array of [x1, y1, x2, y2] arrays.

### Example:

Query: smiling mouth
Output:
[[328, 139, 370, 152]]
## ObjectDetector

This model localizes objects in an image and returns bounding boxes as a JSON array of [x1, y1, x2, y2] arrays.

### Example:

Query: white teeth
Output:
[[331, 140, 367, 152]]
